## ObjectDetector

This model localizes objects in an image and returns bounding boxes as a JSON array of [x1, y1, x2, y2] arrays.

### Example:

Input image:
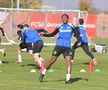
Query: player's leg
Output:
[[17, 43, 26, 63], [63, 47, 73, 84], [26, 43, 40, 68], [0, 37, 6, 57], [45, 56, 58, 69], [45, 46, 62, 69], [0, 48, 6, 57], [81, 43, 97, 66], [17, 45, 22, 63], [71, 41, 79, 62], [39, 46, 61, 82], [32, 40, 45, 71]]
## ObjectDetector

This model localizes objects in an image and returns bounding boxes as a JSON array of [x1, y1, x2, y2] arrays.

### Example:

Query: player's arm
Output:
[[37, 29, 49, 34], [73, 26, 81, 41], [17, 30, 22, 40], [0, 27, 5, 36], [42, 28, 59, 37], [73, 26, 82, 46]]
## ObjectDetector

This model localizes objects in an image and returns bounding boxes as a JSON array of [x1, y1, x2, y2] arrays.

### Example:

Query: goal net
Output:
[[0, 8, 88, 45]]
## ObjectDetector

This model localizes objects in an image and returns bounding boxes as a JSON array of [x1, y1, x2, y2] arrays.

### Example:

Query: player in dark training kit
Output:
[[39, 14, 80, 84], [71, 19, 97, 66], [16, 24, 26, 63]]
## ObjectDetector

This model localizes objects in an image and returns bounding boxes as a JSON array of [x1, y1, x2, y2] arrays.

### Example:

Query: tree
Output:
[[19, 0, 42, 9], [29, 0, 42, 9], [78, 0, 97, 13], [0, 0, 42, 9], [0, 0, 11, 8]]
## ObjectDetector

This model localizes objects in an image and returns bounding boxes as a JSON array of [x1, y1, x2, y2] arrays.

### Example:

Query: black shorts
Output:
[[33, 40, 43, 53], [52, 46, 72, 58], [19, 43, 26, 49], [26, 43, 32, 51], [26, 40, 43, 53]]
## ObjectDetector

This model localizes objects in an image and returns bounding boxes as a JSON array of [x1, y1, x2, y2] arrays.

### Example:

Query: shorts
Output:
[[26, 40, 43, 53], [26, 43, 32, 51], [19, 43, 26, 49], [52, 45, 72, 58]]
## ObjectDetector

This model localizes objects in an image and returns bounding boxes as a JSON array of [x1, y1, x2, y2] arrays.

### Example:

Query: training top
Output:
[[77, 25, 88, 43], [43, 23, 80, 48], [17, 29, 25, 43], [24, 29, 42, 43]]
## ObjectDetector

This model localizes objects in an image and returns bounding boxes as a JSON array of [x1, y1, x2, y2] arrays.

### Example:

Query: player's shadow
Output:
[[21, 64, 40, 69], [83, 62, 89, 65], [43, 77, 89, 83], [73, 62, 89, 66], [57, 77, 89, 83], [21, 64, 36, 67], [27, 64, 36, 66], [2, 61, 9, 64]]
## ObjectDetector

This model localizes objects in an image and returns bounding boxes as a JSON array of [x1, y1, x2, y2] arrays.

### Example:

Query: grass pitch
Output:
[[0, 38, 108, 90]]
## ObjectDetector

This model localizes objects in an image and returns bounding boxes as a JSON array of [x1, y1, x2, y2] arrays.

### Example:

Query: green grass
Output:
[[0, 38, 108, 90]]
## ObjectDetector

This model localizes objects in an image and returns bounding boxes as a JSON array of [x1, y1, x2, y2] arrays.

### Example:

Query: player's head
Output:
[[61, 14, 69, 24], [78, 19, 84, 25], [17, 24, 24, 29], [24, 24, 29, 29]]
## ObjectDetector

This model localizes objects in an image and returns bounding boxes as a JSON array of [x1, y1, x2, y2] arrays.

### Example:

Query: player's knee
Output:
[[34, 53, 40, 57], [65, 56, 71, 63]]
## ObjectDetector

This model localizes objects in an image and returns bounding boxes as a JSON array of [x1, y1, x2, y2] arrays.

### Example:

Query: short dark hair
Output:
[[61, 14, 69, 19], [17, 24, 23, 29], [24, 24, 29, 28], [79, 19, 84, 25]]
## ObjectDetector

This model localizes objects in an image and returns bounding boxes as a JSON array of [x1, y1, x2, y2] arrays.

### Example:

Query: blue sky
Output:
[[42, 0, 108, 11]]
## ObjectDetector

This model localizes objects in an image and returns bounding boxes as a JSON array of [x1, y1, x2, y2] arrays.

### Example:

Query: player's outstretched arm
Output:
[[42, 28, 59, 37], [37, 29, 49, 34]]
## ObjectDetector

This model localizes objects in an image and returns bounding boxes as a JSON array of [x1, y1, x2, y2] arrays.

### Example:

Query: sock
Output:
[[42, 68, 46, 75], [66, 74, 71, 81], [18, 55, 22, 62]]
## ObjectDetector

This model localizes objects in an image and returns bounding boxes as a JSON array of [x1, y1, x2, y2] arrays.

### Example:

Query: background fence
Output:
[[0, 8, 108, 40]]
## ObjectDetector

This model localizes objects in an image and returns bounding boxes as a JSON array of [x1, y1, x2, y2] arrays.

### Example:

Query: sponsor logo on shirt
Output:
[[59, 29, 72, 32]]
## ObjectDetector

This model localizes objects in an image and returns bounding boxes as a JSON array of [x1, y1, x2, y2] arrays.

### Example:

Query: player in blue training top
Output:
[[39, 14, 80, 84], [71, 19, 97, 66], [23, 24, 48, 74]]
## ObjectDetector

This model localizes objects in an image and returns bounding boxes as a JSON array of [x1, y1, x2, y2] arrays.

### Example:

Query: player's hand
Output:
[[39, 32, 44, 36], [77, 42, 81, 46]]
